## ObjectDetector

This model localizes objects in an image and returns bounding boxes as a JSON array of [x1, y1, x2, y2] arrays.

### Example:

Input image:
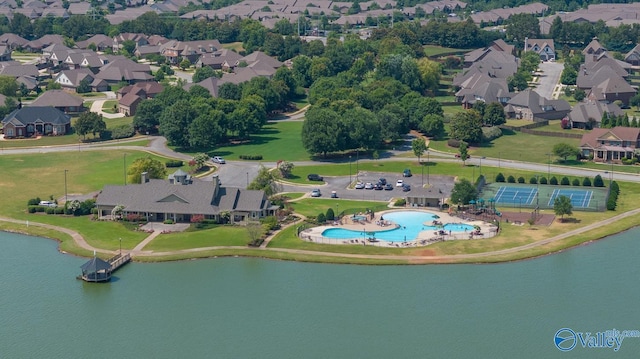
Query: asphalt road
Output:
[[536, 61, 563, 99]]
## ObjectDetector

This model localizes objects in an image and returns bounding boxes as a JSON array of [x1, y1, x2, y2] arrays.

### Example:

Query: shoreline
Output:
[[2, 208, 639, 265]]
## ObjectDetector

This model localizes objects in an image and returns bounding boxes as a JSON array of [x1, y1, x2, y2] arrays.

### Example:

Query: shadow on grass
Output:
[[558, 217, 581, 224]]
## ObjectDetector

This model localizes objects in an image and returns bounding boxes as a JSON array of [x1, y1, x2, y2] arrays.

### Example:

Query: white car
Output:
[[364, 182, 373, 190], [212, 156, 226, 164], [310, 189, 321, 197], [355, 182, 365, 189], [396, 179, 404, 187]]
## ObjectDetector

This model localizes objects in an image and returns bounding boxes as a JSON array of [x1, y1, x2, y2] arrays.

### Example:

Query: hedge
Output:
[[239, 155, 263, 160]]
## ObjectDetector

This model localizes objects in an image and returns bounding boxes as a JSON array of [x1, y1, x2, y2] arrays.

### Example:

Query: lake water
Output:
[[2, 229, 640, 358]]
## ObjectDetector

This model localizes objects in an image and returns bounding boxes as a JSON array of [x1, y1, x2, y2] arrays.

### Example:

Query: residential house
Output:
[[75, 34, 115, 51], [30, 90, 84, 113], [238, 51, 283, 69], [568, 101, 624, 129], [95, 173, 276, 223], [586, 76, 637, 107], [582, 38, 606, 56], [624, 44, 640, 66], [0, 33, 28, 50], [456, 79, 511, 109], [112, 33, 149, 53], [0, 44, 11, 61], [117, 81, 163, 116], [54, 68, 108, 92], [504, 89, 571, 121], [1, 106, 71, 137], [196, 49, 243, 70], [23, 34, 65, 53], [524, 38, 555, 61], [579, 126, 640, 163], [95, 57, 153, 84], [162, 39, 223, 64]]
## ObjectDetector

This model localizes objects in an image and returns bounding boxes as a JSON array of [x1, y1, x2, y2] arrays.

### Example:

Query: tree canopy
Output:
[[553, 195, 573, 221], [451, 178, 478, 206], [127, 156, 167, 184]]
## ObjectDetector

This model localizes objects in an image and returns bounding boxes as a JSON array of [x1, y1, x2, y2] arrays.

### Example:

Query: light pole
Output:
[[498, 152, 501, 168], [421, 161, 424, 187], [349, 155, 352, 184], [546, 153, 552, 180], [479, 156, 486, 177], [427, 150, 430, 185], [123, 153, 127, 185], [356, 149, 359, 181], [336, 203, 339, 218], [64, 169, 68, 204], [119, 237, 122, 255], [246, 172, 249, 187]]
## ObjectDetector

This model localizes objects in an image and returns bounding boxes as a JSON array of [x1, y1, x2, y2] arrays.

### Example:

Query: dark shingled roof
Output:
[[2, 106, 71, 127], [80, 257, 111, 272]]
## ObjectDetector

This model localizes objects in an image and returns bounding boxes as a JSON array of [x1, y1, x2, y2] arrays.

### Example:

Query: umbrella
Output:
[[478, 198, 485, 203], [469, 200, 476, 204], [488, 198, 495, 203], [433, 215, 440, 219]]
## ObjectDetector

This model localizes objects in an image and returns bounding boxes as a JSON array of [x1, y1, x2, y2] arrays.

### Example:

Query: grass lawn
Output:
[[423, 45, 472, 57], [289, 198, 388, 217], [222, 42, 244, 52], [144, 226, 250, 251], [1, 134, 83, 148], [80, 92, 107, 98], [102, 100, 118, 114], [211, 120, 309, 161], [102, 138, 150, 147], [534, 120, 589, 135], [105, 116, 133, 128]]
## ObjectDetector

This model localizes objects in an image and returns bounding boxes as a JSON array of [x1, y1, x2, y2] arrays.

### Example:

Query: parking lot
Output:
[[282, 171, 455, 202]]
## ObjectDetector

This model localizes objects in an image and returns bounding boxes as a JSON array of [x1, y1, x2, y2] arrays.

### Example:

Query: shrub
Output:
[[539, 176, 548, 184], [45, 207, 55, 214], [317, 212, 326, 223], [572, 178, 580, 186], [54, 207, 65, 214], [239, 154, 263, 160], [550, 176, 558, 185], [27, 197, 41, 206], [582, 177, 592, 186], [529, 177, 537, 184], [611, 181, 620, 195], [517, 176, 525, 183], [165, 160, 184, 168], [163, 219, 174, 224], [481, 126, 503, 142], [496, 173, 505, 182], [27, 206, 36, 213], [507, 175, 516, 183], [560, 177, 570, 185], [326, 208, 335, 221], [594, 175, 605, 187], [110, 124, 135, 139], [447, 138, 461, 148], [394, 198, 406, 206], [260, 216, 279, 230]]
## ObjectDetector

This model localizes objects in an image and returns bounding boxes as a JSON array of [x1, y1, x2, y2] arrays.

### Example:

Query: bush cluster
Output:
[[447, 139, 462, 148], [99, 124, 135, 140], [481, 126, 503, 142], [239, 154, 263, 160], [607, 181, 620, 210], [165, 160, 184, 168]]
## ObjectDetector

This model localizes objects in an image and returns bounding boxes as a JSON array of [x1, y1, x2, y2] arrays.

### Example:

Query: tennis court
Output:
[[548, 189, 593, 208], [481, 183, 609, 211]]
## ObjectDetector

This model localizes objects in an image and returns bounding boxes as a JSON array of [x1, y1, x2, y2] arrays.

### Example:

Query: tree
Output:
[[560, 66, 577, 85], [483, 102, 506, 126], [416, 57, 442, 95], [0, 76, 18, 97], [127, 156, 167, 184], [507, 71, 529, 92], [133, 100, 163, 134], [75, 112, 105, 139], [412, 137, 427, 163], [246, 221, 264, 246], [450, 178, 478, 206], [553, 195, 573, 221], [159, 99, 197, 147], [76, 78, 91, 94], [192, 66, 217, 83], [458, 142, 469, 165], [301, 107, 343, 157], [248, 165, 280, 196], [188, 110, 224, 148], [594, 175, 605, 187], [573, 88, 586, 102], [419, 114, 445, 138], [630, 94, 640, 110], [450, 110, 483, 143], [218, 82, 241, 101], [179, 58, 191, 70], [505, 13, 540, 45], [552, 143, 580, 162], [278, 161, 294, 178], [121, 40, 136, 55], [191, 153, 209, 170]]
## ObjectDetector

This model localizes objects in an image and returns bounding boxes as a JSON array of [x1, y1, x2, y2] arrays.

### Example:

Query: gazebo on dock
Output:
[[80, 257, 112, 282]]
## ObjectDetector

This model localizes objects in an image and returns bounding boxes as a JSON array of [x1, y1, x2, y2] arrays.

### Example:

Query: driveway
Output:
[[536, 62, 563, 99]]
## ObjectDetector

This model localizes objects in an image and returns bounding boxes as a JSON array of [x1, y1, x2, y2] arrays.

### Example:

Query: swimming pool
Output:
[[321, 211, 475, 242]]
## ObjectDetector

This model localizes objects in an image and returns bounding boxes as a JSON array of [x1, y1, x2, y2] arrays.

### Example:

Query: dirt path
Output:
[[3, 207, 639, 262]]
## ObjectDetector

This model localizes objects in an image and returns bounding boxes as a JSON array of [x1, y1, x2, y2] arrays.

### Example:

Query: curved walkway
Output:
[[2, 206, 639, 262]]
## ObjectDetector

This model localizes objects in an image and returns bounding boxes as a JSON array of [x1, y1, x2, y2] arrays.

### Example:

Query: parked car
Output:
[[330, 191, 338, 198], [307, 174, 324, 181], [455, 154, 471, 159], [39, 201, 57, 208], [310, 189, 321, 197], [374, 183, 383, 190], [379, 178, 387, 185], [384, 183, 393, 190], [355, 182, 365, 189], [402, 184, 411, 192], [403, 169, 412, 177], [396, 179, 404, 187], [212, 156, 226, 164], [364, 182, 373, 190]]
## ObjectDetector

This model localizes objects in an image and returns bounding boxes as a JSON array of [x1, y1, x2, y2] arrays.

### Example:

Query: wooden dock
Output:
[[78, 253, 131, 282]]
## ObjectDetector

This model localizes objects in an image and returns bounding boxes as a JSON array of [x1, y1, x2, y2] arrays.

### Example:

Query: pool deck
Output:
[[300, 209, 498, 247]]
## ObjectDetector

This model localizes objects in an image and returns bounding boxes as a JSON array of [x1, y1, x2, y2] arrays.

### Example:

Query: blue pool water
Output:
[[322, 211, 475, 242]]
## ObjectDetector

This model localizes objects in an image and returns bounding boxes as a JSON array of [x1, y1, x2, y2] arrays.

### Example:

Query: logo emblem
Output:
[[554, 328, 577, 351]]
